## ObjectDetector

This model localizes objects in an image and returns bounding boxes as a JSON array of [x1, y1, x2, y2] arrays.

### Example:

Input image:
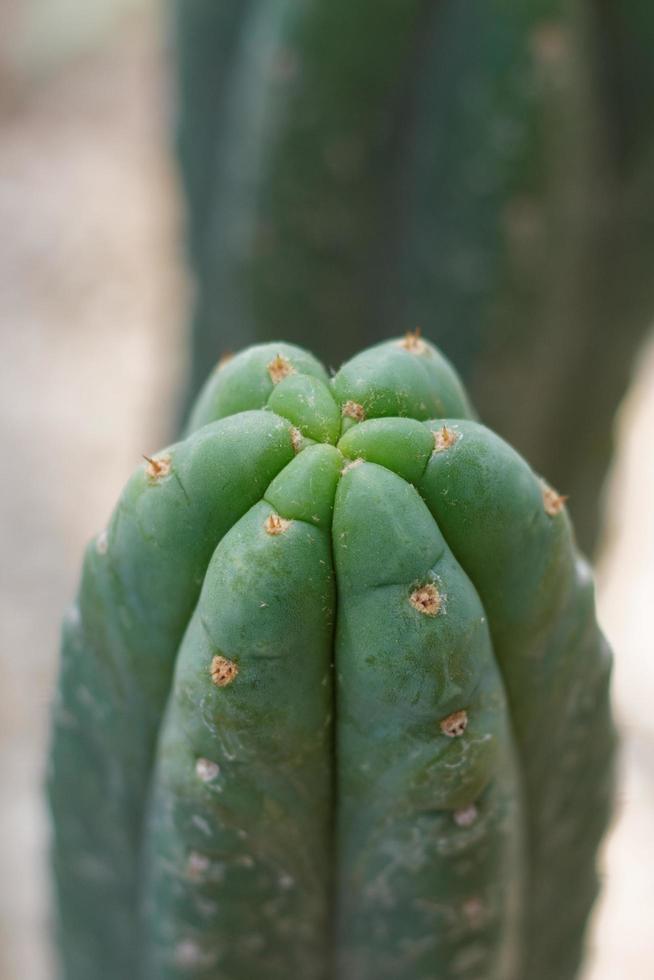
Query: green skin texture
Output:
[[174, 0, 654, 554], [48, 338, 615, 980]]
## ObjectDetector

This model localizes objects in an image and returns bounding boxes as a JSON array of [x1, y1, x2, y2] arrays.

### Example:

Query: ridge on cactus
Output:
[[47, 336, 615, 980]]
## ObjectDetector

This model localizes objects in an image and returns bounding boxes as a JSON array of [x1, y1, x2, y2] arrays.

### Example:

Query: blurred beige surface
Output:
[[582, 339, 654, 980], [0, 6, 185, 977], [0, 4, 652, 978]]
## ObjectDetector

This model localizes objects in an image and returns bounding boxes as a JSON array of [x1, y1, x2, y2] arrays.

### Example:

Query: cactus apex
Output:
[[50, 337, 615, 980]]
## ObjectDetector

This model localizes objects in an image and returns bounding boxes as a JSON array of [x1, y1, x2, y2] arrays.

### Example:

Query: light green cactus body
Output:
[[48, 337, 614, 980]]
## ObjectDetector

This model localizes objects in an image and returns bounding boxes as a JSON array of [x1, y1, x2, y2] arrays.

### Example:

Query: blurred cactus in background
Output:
[[173, 0, 654, 553]]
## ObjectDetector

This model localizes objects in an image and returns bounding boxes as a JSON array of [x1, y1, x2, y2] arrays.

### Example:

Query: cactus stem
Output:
[[541, 482, 567, 516], [433, 426, 459, 453], [95, 530, 108, 555], [342, 400, 365, 422], [210, 655, 239, 687], [409, 584, 442, 616], [142, 453, 172, 481], [267, 354, 295, 384], [440, 709, 468, 738], [265, 513, 292, 535]]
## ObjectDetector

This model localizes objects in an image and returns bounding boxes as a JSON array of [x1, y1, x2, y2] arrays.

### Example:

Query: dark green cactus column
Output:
[[48, 336, 615, 980], [173, 0, 654, 552]]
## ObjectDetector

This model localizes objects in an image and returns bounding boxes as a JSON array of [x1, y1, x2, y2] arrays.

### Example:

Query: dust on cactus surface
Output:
[[47, 336, 615, 980]]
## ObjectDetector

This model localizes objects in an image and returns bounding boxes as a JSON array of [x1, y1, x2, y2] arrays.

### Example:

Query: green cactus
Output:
[[48, 337, 615, 980], [174, 0, 654, 553]]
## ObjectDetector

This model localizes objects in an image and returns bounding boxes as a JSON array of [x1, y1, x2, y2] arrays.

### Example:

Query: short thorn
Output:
[[433, 426, 458, 453], [542, 481, 567, 516], [143, 453, 172, 481], [267, 354, 294, 384], [398, 328, 427, 354], [265, 513, 292, 536]]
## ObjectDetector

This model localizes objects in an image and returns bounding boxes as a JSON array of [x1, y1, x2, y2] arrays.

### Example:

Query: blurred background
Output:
[[0, 0, 652, 977]]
